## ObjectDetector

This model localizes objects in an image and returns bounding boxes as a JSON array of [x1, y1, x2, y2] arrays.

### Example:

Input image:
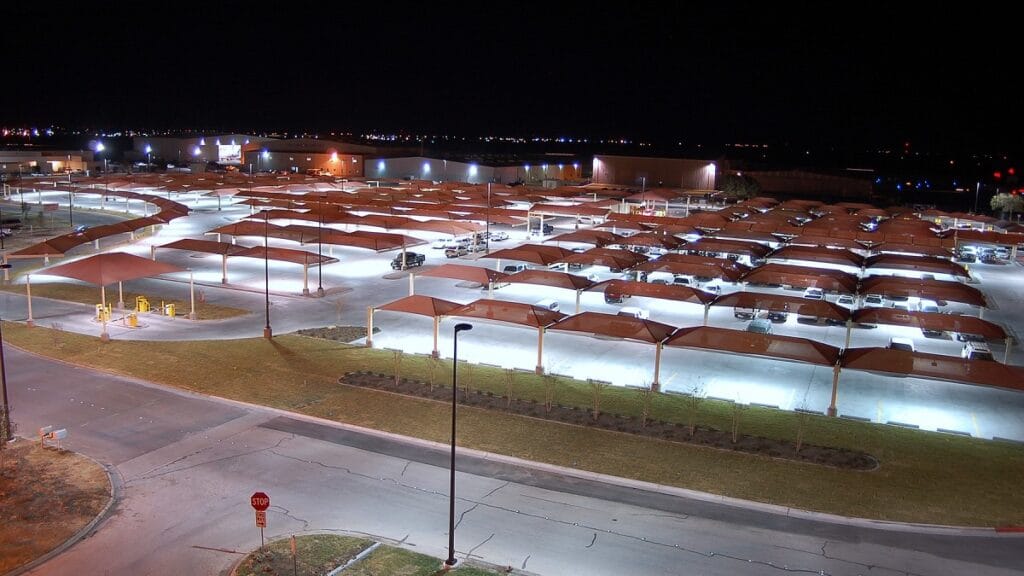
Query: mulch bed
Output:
[[340, 371, 878, 471], [296, 326, 377, 343]]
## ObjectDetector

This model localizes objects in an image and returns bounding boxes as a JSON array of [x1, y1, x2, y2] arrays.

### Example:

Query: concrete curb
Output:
[[7, 343, 1024, 538], [4, 444, 123, 576]]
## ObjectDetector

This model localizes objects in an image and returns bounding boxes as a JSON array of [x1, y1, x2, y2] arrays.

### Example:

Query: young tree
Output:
[[686, 382, 706, 438], [543, 374, 557, 413], [731, 402, 747, 444], [427, 356, 441, 392], [990, 192, 1024, 220], [636, 383, 653, 427], [794, 407, 810, 453], [589, 379, 608, 421], [391, 349, 402, 386], [718, 173, 761, 200], [504, 368, 515, 409]]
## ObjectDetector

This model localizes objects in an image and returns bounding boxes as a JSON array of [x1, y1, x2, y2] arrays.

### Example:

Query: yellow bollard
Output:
[[128, 313, 138, 328], [95, 304, 104, 321], [165, 303, 175, 317]]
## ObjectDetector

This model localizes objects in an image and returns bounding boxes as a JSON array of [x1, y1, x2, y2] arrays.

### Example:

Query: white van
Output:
[[962, 341, 995, 361], [534, 298, 560, 312], [918, 299, 939, 314], [617, 306, 649, 319]]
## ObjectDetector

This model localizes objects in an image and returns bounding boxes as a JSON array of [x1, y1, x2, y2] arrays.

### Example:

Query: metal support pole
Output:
[[446, 323, 473, 569], [366, 307, 374, 348], [0, 317, 11, 443], [536, 327, 545, 374], [828, 364, 841, 417], [652, 342, 662, 392]]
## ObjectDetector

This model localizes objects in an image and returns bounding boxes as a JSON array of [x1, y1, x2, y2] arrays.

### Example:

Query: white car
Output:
[[803, 287, 824, 300], [863, 294, 884, 307], [617, 306, 650, 320], [837, 294, 855, 308]]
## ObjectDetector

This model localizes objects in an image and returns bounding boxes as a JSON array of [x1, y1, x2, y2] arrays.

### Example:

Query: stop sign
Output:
[[250, 491, 270, 511]]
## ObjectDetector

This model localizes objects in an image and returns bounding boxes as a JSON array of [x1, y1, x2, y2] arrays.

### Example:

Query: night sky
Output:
[[1, 2, 1018, 153]]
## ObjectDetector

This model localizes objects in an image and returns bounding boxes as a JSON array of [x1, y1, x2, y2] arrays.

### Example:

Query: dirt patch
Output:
[[341, 371, 878, 471], [296, 325, 378, 343], [0, 439, 111, 573]]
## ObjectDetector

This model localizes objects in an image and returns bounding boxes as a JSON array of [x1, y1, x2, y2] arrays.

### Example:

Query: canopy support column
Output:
[[575, 290, 581, 314], [100, 285, 109, 342], [844, 319, 853, 349], [26, 275, 34, 327], [828, 364, 841, 417], [1005, 336, 1012, 364], [979, 306, 984, 319], [366, 307, 374, 348], [222, 255, 228, 284], [189, 271, 196, 320], [488, 281, 494, 299], [408, 273, 415, 296], [432, 316, 440, 358], [652, 342, 662, 392], [2, 254, 9, 282], [302, 263, 310, 296], [118, 281, 124, 309], [536, 327, 545, 374], [703, 304, 710, 326]]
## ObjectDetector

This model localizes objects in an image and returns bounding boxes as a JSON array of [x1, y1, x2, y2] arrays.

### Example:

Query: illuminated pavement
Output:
[[8, 347, 1024, 576], [2, 194, 1024, 441]]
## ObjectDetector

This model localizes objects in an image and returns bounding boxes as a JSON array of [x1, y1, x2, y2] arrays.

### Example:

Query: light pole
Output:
[[67, 170, 73, 228], [445, 322, 473, 569], [485, 182, 491, 253], [96, 141, 107, 174], [263, 211, 272, 339], [0, 317, 11, 443], [317, 193, 324, 297], [974, 181, 981, 214], [145, 144, 153, 172]]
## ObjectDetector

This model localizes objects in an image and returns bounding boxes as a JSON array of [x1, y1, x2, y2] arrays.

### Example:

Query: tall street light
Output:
[[317, 193, 325, 297], [263, 210, 272, 339], [67, 170, 74, 228], [145, 144, 153, 172], [445, 322, 473, 569], [0, 317, 11, 443]]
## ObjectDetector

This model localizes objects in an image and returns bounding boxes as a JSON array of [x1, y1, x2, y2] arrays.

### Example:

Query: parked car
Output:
[[766, 310, 788, 322], [390, 251, 425, 270], [604, 289, 628, 304], [962, 341, 995, 361], [864, 294, 885, 307], [837, 294, 855, 308], [918, 299, 939, 314], [534, 298, 560, 312], [803, 287, 824, 300], [746, 318, 773, 334], [954, 332, 986, 343], [617, 306, 650, 319], [444, 246, 468, 258], [888, 337, 916, 352], [489, 231, 509, 241], [734, 307, 756, 320], [502, 263, 526, 274]]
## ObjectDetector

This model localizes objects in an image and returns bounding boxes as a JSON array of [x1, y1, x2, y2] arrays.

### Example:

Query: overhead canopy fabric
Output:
[[711, 292, 851, 321], [448, 299, 566, 328], [208, 221, 283, 237], [875, 243, 954, 258], [741, 263, 859, 293], [768, 245, 864, 268], [231, 246, 338, 266], [503, 269, 595, 291], [853, 308, 1007, 339], [562, 247, 647, 270], [859, 276, 986, 307], [665, 326, 841, 367], [159, 239, 250, 255], [616, 232, 685, 249], [481, 248, 566, 266], [685, 237, 771, 258], [864, 254, 969, 278], [39, 252, 185, 284], [637, 253, 748, 282], [596, 279, 716, 305], [787, 235, 866, 250], [529, 203, 610, 217], [546, 230, 624, 246], [548, 311, 677, 344], [417, 263, 509, 284], [9, 235, 90, 258], [376, 295, 463, 317], [841, 347, 1024, 392]]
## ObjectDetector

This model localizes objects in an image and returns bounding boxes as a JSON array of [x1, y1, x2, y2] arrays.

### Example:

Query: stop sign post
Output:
[[251, 492, 270, 548]]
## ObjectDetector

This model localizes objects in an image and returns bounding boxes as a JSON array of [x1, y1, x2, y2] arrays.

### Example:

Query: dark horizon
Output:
[[1, 2, 1020, 156]]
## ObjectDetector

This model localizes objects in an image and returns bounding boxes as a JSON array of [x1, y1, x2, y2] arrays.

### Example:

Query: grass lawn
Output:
[[0, 282, 249, 320], [235, 534, 504, 576], [4, 322, 1024, 527], [0, 439, 111, 574]]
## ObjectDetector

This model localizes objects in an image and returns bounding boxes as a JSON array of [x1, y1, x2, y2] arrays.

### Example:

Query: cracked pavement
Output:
[[8, 346, 1024, 576]]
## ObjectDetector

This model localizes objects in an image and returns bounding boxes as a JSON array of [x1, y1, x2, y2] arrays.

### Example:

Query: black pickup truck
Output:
[[391, 251, 425, 270]]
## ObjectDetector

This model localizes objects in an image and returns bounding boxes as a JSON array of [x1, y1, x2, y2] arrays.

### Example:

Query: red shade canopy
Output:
[[39, 252, 185, 285]]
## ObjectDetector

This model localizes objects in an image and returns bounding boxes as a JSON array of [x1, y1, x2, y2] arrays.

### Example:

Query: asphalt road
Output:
[[7, 346, 1023, 576]]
